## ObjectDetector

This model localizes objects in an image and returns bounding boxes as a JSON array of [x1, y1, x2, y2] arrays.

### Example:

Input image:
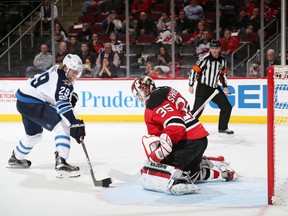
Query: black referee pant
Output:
[[192, 83, 232, 131]]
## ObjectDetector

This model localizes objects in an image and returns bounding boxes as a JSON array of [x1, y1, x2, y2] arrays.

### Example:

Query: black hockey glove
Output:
[[71, 92, 78, 108], [70, 119, 86, 144]]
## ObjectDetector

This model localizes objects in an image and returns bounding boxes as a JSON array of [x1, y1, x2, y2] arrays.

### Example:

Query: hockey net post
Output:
[[267, 65, 288, 205]]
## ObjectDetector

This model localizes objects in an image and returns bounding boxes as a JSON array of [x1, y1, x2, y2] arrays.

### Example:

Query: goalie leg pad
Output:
[[194, 156, 239, 182], [140, 160, 199, 195]]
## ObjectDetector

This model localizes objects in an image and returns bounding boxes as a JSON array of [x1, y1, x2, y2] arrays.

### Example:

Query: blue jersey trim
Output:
[[16, 90, 45, 104], [56, 143, 71, 149]]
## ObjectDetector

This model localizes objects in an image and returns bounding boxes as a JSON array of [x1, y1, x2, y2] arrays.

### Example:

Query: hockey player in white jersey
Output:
[[8, 54, 86, 178]]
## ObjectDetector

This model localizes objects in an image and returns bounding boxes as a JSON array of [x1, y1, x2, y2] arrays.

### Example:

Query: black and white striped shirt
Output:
[[188, 53, 228, 88]]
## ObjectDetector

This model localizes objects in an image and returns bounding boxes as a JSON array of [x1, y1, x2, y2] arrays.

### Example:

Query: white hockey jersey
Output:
[[16, 65, 77, 126]]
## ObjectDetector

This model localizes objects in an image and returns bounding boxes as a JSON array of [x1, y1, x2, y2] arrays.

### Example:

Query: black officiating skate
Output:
[[55, 151, 80, 178], [8, 151, 32, 168]]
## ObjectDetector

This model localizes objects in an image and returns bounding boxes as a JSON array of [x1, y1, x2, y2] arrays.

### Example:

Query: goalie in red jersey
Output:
[[131, 76, 238, 195]]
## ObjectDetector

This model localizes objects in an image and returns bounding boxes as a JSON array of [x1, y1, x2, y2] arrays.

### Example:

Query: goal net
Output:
[[267, 65, 288, 205]]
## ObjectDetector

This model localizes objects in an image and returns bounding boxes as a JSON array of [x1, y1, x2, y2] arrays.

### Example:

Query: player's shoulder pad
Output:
[[146, 87, 170, 110], [47, 65, 60, 73]]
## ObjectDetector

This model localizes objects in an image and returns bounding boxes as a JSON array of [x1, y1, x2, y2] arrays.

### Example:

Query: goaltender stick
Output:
[[8, 54, 86, 178], [131, 76, 238, 195]]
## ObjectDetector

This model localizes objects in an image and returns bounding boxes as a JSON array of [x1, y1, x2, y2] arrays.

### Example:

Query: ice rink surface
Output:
[[1, 122, 288, 216]]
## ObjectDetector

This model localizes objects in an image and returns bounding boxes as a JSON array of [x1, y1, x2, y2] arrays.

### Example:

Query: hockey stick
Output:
[[81, 140, 112, 187], [192, 89, 219, 117]]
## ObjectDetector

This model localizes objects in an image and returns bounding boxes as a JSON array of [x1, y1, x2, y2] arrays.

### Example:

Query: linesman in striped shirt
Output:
[[188, 39, 234, 135]]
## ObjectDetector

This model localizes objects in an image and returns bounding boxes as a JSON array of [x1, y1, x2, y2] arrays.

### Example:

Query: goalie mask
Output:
[[63, 54, 83, 83], [131, 76, 156, 103]]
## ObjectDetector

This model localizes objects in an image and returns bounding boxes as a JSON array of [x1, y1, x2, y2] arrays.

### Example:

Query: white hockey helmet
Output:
[[131, 76, 156, 103], [62, 54, 83, 78]]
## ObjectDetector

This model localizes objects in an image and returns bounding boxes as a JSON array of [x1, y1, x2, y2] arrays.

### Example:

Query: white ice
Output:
[[1, 122, 288, 216]]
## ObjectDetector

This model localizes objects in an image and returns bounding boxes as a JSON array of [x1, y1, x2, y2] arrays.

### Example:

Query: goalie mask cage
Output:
[[267, 65, 288, 205]]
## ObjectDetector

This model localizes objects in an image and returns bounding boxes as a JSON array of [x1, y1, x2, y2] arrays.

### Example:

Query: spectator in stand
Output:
[[144, 61, 162, 79], [151, 46, 172, 74], [131, 0, 150, 15], [95, 42, 120, 73], [264, 49, 280, 77], [234, 9, 250, 38], [196, 30, 211, 57], [135, 11, 157, 41], [82, 57, 94, 78], [246, 7, 260, 35], [219, 28, 239, 63], [183, 0, 203, 31], [156, 46, 171, 67], [108, 31, 123, 58], [165, 61, 181, 78], [26, 43, 53, 77], [101, 11, 123, 36], [156, 12, 172, 36], [121, 12, 138, 36], [77, 42, 96, 69], [175, 9, 192, 34], [249, 62, 260, 77], [67, 35, 81, 54], [81, 0, 101, 15], [96, 57, 118, 78], [34, 0, 58, 36], [46, 31, 63, 54], [264, 0, 278, 24], [55, 41, 68, 65], [240, 0, 256, 17], [263, 0, 279, 38], [88, 33, 103, 58], [54, 21, 68, 42], [144, 61, 155, 76], [76, 22, 93, 43], [188, 20, 212, 46], [124, 12, 138, 34]]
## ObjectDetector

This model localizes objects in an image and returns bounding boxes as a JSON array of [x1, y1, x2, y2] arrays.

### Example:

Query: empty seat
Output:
[[90, 24, 104, 34], [142, 44, 159, 55], [136, 34, 156, 44], [78, 15, 95, 24], [86, 4, 100, 16], [123, 44, 143, 56], [180, 34, 193, 44], [119, 34, 135, 45], [120, 55, 139, 66], [130, 68, 146, 78], [179, 44, 196, 57], [180, 56, 198, 68]]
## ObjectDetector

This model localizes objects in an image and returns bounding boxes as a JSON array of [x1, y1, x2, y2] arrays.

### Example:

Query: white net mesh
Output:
[[271, 66, 288, 205]]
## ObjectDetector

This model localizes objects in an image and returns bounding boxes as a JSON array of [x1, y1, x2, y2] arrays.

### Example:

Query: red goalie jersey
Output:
[[144, 86, 209, 144]]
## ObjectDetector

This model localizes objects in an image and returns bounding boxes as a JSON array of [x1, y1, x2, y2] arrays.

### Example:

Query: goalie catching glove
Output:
[[70, 119, 86, 143], [142, 133, 173, 163]]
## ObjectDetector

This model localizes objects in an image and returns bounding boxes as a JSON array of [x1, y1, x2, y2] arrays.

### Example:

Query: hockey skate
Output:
[[55, 152, 80, 178], [169, 172, 199, 195], [8, 151, 32, 168], [218, 129, 234, 135]]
